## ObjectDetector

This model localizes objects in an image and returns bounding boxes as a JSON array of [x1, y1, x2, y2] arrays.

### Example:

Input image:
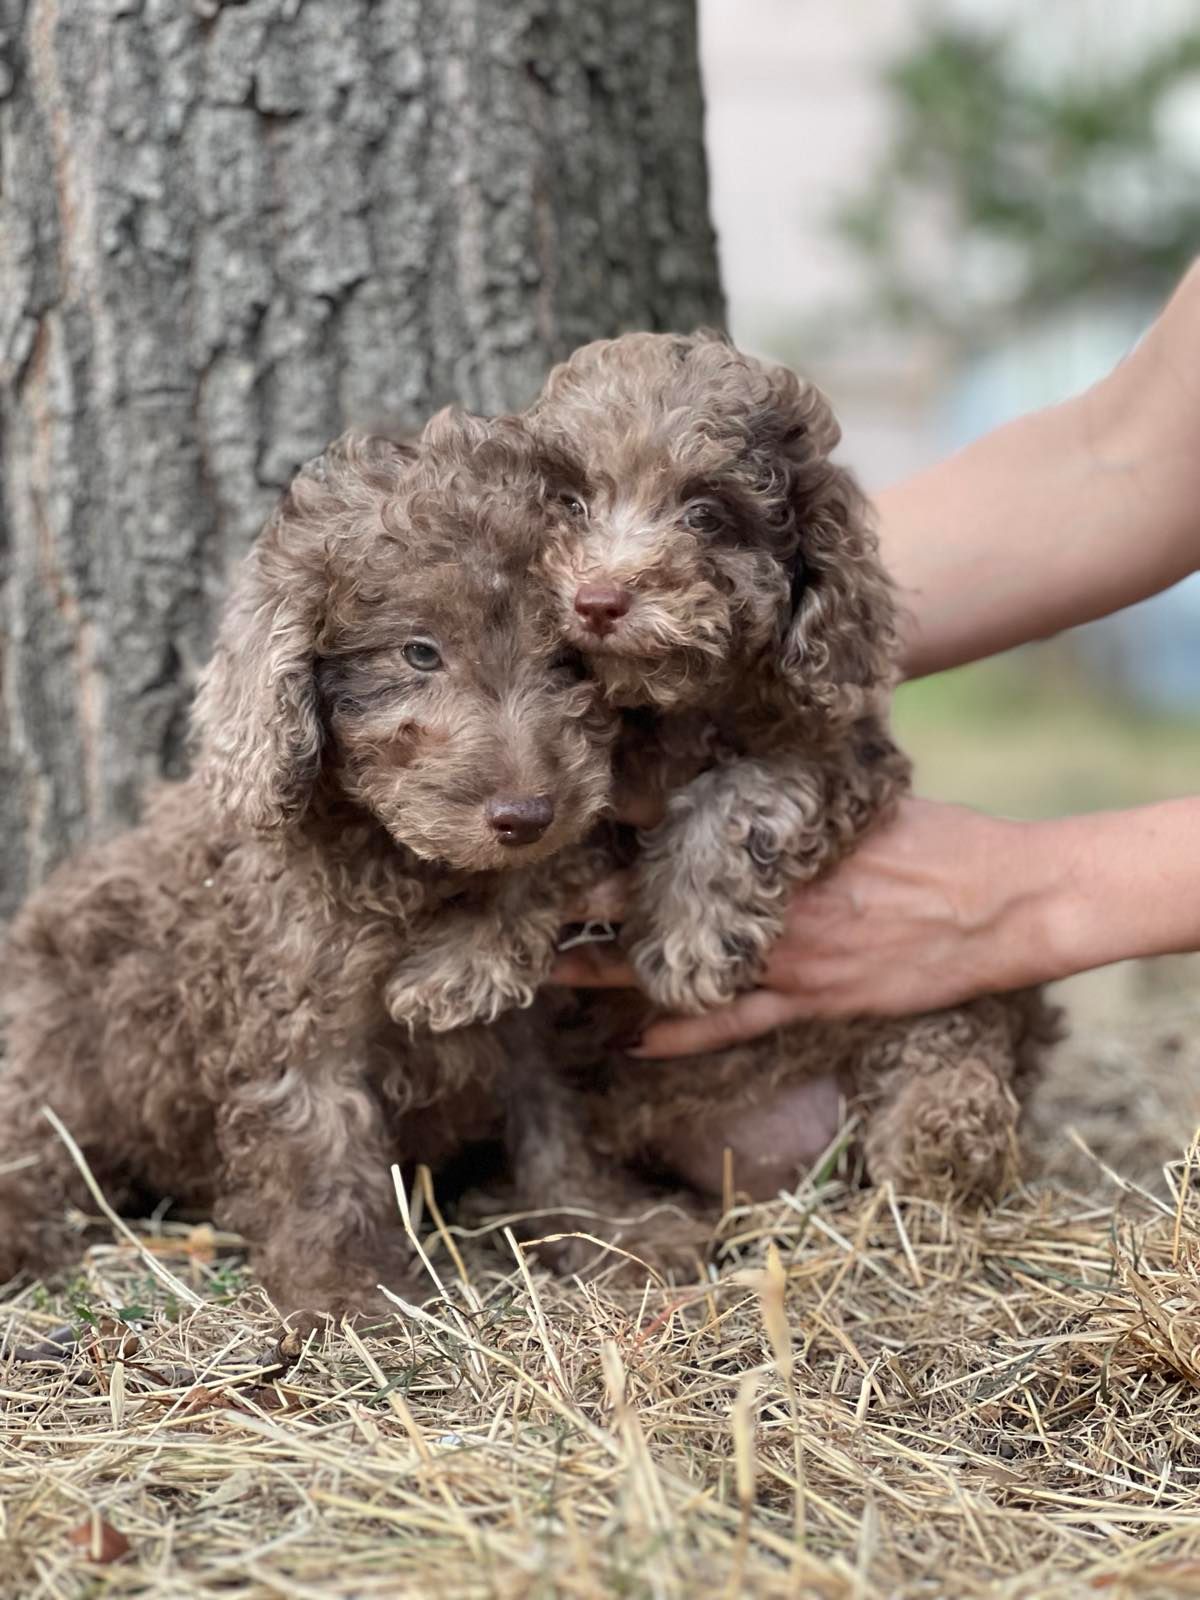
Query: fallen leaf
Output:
[[67, 1516, 130, 1564], [81, 1318, 140, 1365], [180, 1384, 230, 1414]]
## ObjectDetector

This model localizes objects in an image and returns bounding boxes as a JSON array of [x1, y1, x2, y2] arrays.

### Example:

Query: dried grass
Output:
[[6, 1018, 1200, 1599]]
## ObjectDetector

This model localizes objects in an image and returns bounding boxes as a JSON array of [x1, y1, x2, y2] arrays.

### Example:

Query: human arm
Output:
[[884, 259, 1200, 679], [553, 795, 1200, 1056]]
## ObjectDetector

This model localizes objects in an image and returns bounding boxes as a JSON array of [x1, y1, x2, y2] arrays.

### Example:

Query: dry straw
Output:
[[5, 1023, 1200, 1597]]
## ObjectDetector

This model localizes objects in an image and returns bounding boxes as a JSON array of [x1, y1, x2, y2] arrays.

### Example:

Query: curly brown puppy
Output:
[[532, 331, 901, 1015], [528, 331, 1062, 1202], [0, 414, 619, 1317]]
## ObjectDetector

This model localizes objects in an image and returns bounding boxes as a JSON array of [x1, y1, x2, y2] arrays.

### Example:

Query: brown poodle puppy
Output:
[[0, 414, 619, 1316], [528, 331, 1062, 1203], [532, 331, 903, 1014]]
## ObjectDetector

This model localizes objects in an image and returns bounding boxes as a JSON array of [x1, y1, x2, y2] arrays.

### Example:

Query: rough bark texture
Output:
[[0, 0, 722, 916]]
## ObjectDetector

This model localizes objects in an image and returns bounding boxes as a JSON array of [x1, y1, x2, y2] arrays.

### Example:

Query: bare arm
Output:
[[884, 260, 1200, 679]]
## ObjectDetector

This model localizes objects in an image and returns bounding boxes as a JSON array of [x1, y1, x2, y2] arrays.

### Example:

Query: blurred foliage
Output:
[[842, 15, 1200, 335], [894, 650, 1200, 819]]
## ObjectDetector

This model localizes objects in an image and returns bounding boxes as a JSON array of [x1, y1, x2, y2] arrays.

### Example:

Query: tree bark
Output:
[[0, 0, 722, 915]]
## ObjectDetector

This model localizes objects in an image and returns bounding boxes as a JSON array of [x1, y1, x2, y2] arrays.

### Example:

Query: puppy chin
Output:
[[564, 606, 732, 698], [591, 647, 733, 711], [393, 827, 510, 873], [389, 818, 570, 874], [561, 616, 624, 656]]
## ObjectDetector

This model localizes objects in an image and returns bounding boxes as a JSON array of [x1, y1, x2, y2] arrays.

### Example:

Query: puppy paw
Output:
[[624, 898, 774, 1015], [865, 1059, 1018, 1200], [385, 955, 542, 1033], [262, 1269, 423, 1325], [527, 1209, 710, 1285]]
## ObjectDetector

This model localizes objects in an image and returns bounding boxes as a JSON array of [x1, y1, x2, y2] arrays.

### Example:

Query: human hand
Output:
[[553, 798, 1064, 1057]]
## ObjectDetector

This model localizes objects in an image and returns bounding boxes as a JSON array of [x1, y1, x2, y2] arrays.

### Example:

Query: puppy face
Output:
[[539, 452, 788, 711], [529, 332, 892, 717], [195, 414, 615, 872], [317, 532, 611, 873]]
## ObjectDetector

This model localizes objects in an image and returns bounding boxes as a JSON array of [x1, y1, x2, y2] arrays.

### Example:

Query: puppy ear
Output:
[[192, 433, 412, 830], [752, 365, 899, 721]]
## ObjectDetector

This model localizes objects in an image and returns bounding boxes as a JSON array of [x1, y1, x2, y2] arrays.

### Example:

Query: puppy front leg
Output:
[[625, 744, 901, 1014], [215, 1061, 418, 1319], [384, 846, 613, 1033], [383, 901, 565, 1034]]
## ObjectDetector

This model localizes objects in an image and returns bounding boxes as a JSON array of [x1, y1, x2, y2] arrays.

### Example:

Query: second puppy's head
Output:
[[194, 414, 615, 872], [529, 331, 895, 721]]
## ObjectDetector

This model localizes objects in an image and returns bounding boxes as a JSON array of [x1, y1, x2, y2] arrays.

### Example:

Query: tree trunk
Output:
[[0, 0, 722, 916]]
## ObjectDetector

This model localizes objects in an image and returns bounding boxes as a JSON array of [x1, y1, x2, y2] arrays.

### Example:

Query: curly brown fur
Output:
[[567, 990, 1063, 1208], [527, 331, 1063, 1208], [0, 415, 619, 1318]]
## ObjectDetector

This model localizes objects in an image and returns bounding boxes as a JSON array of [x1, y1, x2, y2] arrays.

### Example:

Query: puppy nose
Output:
[[574, 582, 632, 635], [485, 795, 555, 846]]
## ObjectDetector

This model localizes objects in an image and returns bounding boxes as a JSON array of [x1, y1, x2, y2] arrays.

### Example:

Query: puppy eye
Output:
[[403, 640, 443, 672], [558, 491, 588, 520], [683, 499, 725, 534]]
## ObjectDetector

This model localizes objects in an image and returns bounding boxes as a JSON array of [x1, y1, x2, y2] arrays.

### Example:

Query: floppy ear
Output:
[[192, 433, 415, 831], [750, 364, 899, 722]]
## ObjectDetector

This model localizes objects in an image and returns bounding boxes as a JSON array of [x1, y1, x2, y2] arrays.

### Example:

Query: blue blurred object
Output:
[[939, 301, 1200, 712], [1097, 583, 1200, 713]]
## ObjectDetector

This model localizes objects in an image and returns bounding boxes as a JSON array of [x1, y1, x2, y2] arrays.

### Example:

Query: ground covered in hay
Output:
[[5, 1012, 1200, 1599]]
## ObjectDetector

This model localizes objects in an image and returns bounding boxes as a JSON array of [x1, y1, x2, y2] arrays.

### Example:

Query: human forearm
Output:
[[1030, 797, 1200, 982], [877, 262, 1200, 679]]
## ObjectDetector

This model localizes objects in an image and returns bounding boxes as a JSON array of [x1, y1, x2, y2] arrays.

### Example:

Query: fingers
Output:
[[561, 871, 632, 923], [548, 945, 641, 989], [630, 988, 811, 1058], [612, 788, 665, 829]]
